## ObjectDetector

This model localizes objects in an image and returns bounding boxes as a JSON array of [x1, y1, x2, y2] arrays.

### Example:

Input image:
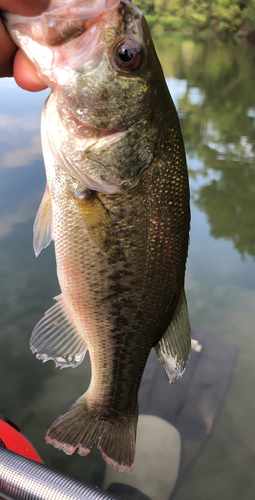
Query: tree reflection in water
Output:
[[154, 35, 255, 259]]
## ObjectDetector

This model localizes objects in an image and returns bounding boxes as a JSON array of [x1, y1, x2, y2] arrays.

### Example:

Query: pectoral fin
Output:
[[155, 289, 191, 383], [33, 185, 53, 257], [30, 294, 87, 369], [73, 189, 118, 255]]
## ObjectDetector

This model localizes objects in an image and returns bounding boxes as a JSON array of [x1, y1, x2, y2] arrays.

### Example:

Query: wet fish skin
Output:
[[49, 9, 160, 191], [5, 0, 191, 471]]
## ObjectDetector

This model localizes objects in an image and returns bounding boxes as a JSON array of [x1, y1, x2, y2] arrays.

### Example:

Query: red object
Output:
[[0, 416, 43, 463]]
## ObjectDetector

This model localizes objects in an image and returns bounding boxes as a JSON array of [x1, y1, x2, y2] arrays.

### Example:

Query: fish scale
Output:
[[5, 0, 191, 471]]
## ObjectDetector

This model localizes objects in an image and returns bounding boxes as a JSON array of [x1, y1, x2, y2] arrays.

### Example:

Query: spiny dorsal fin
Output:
[[155, 289, 191, 383], [30, 294, 87, 369], [33, 184, 53, 257]]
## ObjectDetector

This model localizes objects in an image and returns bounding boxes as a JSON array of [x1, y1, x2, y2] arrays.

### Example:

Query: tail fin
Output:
[[45, 395, 138, 472]]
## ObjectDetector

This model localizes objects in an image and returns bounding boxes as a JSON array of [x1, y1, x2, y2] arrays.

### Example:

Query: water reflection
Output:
[[175, 38, 255, 256], [157, 36, 255, 500], [157, 36, 255, 259]]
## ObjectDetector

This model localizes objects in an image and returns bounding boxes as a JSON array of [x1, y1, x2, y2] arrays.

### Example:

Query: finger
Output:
[[0, 17, 16, 77], [0, 0, 50, 17], [13, 49, 47, 92]]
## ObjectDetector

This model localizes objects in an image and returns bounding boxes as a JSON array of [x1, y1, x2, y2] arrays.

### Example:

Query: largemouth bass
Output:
[[5, 0, 191, 471]]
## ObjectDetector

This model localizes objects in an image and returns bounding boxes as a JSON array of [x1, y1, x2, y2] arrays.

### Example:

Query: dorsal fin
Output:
[[33, 185, 53, 257]]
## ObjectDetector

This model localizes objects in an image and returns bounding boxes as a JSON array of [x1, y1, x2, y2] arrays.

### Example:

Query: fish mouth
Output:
[[4, 0, 120, 45], [4, 0, 121, 88], [40, 0, 121, 47]]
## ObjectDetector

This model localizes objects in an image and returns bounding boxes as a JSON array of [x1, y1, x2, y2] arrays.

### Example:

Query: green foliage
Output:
[[135, 0, 255, 36], [159, 15, 184, 31]]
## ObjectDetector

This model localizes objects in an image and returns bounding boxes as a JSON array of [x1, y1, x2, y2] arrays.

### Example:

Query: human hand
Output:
[[0, 0, 50, 91]]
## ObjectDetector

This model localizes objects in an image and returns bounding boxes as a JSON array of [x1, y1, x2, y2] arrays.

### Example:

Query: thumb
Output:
[[13, 49, 48, 92]]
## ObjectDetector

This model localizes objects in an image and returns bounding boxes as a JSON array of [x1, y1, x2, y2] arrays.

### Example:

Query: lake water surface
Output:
[[0, 34, 254, 499]]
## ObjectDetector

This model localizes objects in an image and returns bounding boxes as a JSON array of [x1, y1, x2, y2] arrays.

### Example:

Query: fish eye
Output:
[[113, 39, 143, 71]]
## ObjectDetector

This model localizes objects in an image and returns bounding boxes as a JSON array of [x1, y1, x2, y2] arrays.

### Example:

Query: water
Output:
[[0, 35, 255, 499]]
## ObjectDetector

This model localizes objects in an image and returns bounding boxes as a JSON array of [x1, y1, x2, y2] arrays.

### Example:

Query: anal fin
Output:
[[155, 289, 191, 383], [33, 185, 53, 257], [30, 294, 87, 369]]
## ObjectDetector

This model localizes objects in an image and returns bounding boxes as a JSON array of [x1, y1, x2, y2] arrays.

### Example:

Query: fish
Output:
[[5, 0, 191, 471]]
